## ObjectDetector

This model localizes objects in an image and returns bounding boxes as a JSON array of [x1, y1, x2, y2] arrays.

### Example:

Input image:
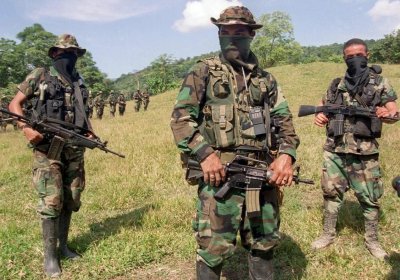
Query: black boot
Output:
[[59, 209, 81, 259], [42, 219, 61, 278], [248, 252, 274, 280], [196, 260, 222, 280]]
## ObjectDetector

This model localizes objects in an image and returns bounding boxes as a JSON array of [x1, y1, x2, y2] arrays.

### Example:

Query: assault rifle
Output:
[[298, 105, 400, 122], [186, 155, 314, 217], [0, 108, 125, 158]]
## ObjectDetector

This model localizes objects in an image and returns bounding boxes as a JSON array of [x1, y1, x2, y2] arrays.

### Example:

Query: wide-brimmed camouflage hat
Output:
[[211, 6, 262, 30], [48, 34, 86, 58]]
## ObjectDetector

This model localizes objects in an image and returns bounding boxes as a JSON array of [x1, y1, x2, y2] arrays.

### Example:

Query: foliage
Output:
[[370, 30, 400, 64], [251, 11, 303, 68], [0, 24, 108, 98]]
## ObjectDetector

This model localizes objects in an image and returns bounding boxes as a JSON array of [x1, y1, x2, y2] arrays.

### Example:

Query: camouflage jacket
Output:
[[17, 66, 90, 128], [170, 53, 299, 162], [323, 71, 397, 155]]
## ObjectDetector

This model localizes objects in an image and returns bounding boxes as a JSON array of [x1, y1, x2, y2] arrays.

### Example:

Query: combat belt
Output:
[[185, 155, 314, 218]]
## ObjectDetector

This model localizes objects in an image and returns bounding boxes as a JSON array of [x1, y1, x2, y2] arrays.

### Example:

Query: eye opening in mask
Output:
[[344, 53, 366, 60]]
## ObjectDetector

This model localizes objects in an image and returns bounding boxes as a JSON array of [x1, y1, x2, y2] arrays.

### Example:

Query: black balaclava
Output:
[[52, 51, 79, 85], [344, 56, 370, 96]]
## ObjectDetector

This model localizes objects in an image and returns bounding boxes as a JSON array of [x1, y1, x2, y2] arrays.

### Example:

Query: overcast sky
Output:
[[0, 0, 399, 79]]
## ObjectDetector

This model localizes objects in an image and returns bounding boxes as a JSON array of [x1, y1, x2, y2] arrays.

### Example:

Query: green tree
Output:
[[251, 11, 303, 68], [370, 30, 400, 63], [144, 54, 179, 94], [0, 39, 26, 88]]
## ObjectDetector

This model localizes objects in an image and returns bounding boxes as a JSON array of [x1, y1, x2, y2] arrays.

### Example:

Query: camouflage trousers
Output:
[[321, 151, 383, 219], [193, 180, 280, 268], [134, 100, 141, 112], [32, 145, 86, 219]]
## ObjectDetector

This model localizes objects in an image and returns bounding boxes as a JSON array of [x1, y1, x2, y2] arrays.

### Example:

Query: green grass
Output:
[[1, 62, 399, 279]]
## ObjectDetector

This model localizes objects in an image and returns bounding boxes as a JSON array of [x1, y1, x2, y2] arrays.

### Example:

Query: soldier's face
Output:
[[343, 44, 369, 60], [219, 25, 253, 37]]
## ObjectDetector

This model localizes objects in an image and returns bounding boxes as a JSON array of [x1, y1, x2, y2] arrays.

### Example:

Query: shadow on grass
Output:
[[221, 233, 307, 280], [70, 204, 153, 254], [385, 252, 400, 280], [337, 200, 365, 234]]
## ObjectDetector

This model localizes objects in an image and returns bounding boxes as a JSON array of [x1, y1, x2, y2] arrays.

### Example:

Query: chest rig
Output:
[[326, 68, 382, 139], [33, 70, 89, 127], [199, 57, 277, 151]]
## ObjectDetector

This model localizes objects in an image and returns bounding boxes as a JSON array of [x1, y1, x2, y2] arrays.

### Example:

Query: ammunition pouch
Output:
[[353, 117, 382, 138], [47, 136, 65, 161], [327, 114, 344, 137]]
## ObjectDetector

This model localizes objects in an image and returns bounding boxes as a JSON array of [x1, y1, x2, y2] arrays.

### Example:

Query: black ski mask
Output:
[[344, 56, 369, 96], [53, 51, 78, 85]]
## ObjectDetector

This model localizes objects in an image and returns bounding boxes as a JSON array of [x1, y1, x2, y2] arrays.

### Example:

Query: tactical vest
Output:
[[326, 68, 382, 139], [33, 70, 89, 128], [198, 57, 277, 150]]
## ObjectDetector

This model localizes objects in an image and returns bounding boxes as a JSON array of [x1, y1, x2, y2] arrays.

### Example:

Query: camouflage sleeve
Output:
[[17, 68, 46, 99], [268, 74, 300, 160], [379, 76, 397, 105], [170, 62, 214, 162]]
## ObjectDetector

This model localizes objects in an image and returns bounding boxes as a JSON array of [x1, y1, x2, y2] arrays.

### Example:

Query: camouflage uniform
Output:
[[94, 92, 105, 119], [170, 6, 299, 279], [142, 89, 150, 111], [133, 90, 142, 112], [117, 93, 126, 116], [15, 34, 90, 277], [88, 95, 94, 118], [312, 64, 398, 259], [108, 90, 117, 117]]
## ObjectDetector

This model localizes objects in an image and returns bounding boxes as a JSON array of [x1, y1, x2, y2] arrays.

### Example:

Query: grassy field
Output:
[[0, 62, 399, 279]]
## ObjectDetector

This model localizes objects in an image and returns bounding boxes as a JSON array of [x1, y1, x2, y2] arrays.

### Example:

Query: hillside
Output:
[[1, 62, 399, 279]]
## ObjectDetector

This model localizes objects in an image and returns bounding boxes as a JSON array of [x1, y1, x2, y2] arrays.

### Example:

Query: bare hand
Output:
[[200, 152, 226, 186], [23, 127, 44, 144], [268, 154, 293, 186], [314, 112, 329, 127]]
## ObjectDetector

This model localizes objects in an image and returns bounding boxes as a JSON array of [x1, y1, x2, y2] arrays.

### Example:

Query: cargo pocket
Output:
[[211, 104, 235, 148], [193, 198, 212, 249], [33, 168, 50, 199], [211, 70, 230, 99], [367, 160, 383, 202]]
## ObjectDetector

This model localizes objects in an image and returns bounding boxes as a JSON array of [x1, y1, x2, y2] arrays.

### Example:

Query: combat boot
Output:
[[364, 213, 388, 260], [311, 211, 337, 250], [59, 209, 81, 259], [196, 260, 222, 280], [248, 252, 274, 280], [42, 218, 61, 278]]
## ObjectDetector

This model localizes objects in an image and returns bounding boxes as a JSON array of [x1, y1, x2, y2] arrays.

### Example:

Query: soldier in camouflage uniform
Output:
[[170, 6, 299, 280], [133, 89, 143, 112], [9, 34, 94, 277], [142, 88, 150, 111], [94, 91, 105, 119], [88, 93, 94, 118], [117, 93, 126, 116], [311, 38, 399, 260], [108, 90, 117, 117]]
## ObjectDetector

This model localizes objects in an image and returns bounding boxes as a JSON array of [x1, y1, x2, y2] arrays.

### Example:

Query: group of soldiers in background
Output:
[[133, 89, 150, 112], [87, 88, 149, 120]]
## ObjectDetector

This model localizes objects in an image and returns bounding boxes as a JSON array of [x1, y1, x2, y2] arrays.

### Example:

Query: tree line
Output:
[[1, 13, 400, 100]]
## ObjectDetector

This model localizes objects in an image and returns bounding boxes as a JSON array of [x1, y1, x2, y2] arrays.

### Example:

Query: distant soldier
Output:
[[94, 92, 105, 119], [0, 96, 6, 131], [117, 93, 126, 116], [87, 94, 94, 119], [108, 90, 117, 117], [133, 89, 143, 112], [142, 89, 150, 111]]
